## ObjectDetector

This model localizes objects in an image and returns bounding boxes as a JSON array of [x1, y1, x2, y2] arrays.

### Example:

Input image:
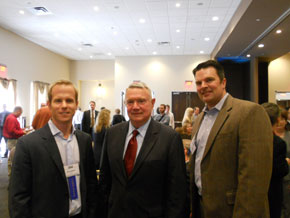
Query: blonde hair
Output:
[[182, 107, 194, 126], [96, 109, 111, 132]]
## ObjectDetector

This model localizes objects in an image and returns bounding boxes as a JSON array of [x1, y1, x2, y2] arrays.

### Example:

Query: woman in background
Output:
[[262, 103, 289, 218], [274, 109, 290, 218], [94, 109, 110, 170], [181, 107, 194, 127]]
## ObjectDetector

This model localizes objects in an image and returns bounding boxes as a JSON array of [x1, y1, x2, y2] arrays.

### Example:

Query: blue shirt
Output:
[[48, 120, 81, 216], [194, 93, 229, 195], [123, 118, 151, 159]]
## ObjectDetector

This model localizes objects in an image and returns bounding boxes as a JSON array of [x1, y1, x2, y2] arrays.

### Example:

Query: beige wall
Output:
[[115, 55, 210, 115], [69, 60, 115, 110], [268, 53, 290, 102], [0, 26, 70, 124]]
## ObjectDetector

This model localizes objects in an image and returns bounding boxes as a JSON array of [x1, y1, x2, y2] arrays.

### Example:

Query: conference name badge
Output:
[[64, 163, 80, 200]]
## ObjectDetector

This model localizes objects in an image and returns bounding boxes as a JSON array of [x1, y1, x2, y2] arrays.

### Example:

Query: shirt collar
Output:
[[128, 118, 151, 138], [203, 93, 229, 113], [48, 120, 76, 137]]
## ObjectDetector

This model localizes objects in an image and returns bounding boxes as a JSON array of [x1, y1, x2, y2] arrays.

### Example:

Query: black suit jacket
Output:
[[82, 110, 98, 135], [9, 124, 98, 218], [111, 114, 126, 126], [100, 119, 189, 218], [268, 135, 289, 218]]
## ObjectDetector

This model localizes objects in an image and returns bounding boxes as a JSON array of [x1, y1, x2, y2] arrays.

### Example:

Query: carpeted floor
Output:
[[0, 157, 9, 218]]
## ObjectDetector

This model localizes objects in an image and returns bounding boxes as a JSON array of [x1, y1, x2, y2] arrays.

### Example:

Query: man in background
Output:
[[111, 108, 126, 126], [0, 104, 10, 158], [32, 103, 51, 130], [73, 107, 83, 130], [153, 104, 170, 126], [81, 101, 98, 139], [165, 104, 175, 129], [9, 80, 98, 218], [3, 106, 26, 176], [190, 60, 273, 217]]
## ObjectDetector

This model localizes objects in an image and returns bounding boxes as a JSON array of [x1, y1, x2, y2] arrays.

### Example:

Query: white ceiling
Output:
[[0, 0, 242, 60]]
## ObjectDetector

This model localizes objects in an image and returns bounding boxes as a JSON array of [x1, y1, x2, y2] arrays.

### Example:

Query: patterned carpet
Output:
[[0, 157, 9, 218]]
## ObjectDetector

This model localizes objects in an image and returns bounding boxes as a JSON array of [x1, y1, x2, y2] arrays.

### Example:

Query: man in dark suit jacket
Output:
[[111, 108, 126, 125], [81, 101, 98, 139], [9, 80, 98, 218], [190, 60, 273, 218], [100, 82, 189, 218]]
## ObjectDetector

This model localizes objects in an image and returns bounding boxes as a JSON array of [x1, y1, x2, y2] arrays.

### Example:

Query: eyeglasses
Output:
[[125, 99, 148, 106]]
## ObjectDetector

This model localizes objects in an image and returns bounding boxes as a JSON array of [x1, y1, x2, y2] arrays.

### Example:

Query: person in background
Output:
[[9, 80, 98, 218], [100, 81, 189, 218], [190, 60, 273, 218], [192, 107, 200, 124], [82, 101, 98, 140], [153, 104, 170, 125], [274, 109, 290, 218], [165, 104, 175, 129], [3, 106, 26, 177], [262, 103, 289, 218], [286, 107, 290, 131], [181, 107, 194, 127], [0, 104, 10, 158], [94, 109, 110, 169], [111, 108, 126, 126], [32, 103, 51, 130], [73, 107, 83, 130]]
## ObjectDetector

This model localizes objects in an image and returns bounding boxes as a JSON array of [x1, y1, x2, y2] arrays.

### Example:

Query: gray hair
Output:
[[126, 82, 152, 99]]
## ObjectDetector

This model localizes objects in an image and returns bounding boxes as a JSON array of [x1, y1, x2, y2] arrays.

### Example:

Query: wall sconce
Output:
[[96, 83, 105, 97]]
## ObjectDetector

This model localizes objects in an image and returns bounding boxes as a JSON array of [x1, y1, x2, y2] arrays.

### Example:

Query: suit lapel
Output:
[[114, 122, 130, 179], [75, 130, 85, 178], [130, 120, 159, 179], [40, 124, 67, 181], [202, 95, 233, 160]]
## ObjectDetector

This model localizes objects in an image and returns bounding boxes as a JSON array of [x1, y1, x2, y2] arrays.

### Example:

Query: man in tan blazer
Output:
[[189, 60, 273, 218]]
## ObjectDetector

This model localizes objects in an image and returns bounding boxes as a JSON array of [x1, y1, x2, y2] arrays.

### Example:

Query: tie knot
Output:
[[132, 129, 139, 137]]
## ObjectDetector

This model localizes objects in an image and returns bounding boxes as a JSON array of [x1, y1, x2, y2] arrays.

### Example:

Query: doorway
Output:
[[172, 92, 204, 127]]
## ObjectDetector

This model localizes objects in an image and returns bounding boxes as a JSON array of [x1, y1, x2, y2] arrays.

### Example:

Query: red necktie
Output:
[[124, 130, 139, 177]]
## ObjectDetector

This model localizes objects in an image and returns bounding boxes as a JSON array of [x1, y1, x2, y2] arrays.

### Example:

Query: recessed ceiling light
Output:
[[258, 44, 264, 48], [90, 55, 93, 59], [152, 51, 157, 55], [54, 33, 59, 37], [78, 48, 82, 51], [212, 16, 219, 21], [125, 47, 129, 50], [276, 29, 282, 34], [147, 39, 152, 43], [204, 37, 210, 41], [256, 18, 260, 22], [107, 53, 112, 56], [113, 31, 118, 35], [176, 29, 180, 33], [139, 18, 146, 23], [93, 6, 99, 11], [176, 3, 181, 7], [246, 54, 251, 57], [200, 51, 204, 54], [176, 46, 180, 49], [19, 10, 25, 15], [93, 40, 99, 44]]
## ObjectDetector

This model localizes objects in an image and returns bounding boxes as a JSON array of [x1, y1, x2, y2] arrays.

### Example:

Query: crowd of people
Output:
[[1, 59, 290, 218]]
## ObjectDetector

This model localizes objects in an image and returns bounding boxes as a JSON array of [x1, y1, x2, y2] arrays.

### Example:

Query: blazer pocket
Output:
[[226, 190, 236, 205]]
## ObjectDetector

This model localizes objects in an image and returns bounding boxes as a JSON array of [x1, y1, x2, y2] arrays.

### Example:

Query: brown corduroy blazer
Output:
[[190, 95, 273, 218]]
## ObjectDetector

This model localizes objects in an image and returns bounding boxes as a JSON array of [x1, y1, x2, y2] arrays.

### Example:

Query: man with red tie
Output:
[[100, 82, 189, 218]]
